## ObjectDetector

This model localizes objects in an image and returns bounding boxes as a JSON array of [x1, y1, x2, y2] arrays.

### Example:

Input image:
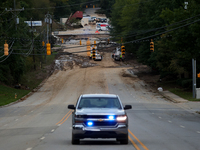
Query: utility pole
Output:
[[45, 12, 52, 43], [44, 12, 52, 63], [5, 0, 24, 30], [31, 18, 36, 70], [184, 2, 196, 98]]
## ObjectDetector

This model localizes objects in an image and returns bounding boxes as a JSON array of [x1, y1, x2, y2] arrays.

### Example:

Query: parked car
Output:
[[68, 94, 132, 144]]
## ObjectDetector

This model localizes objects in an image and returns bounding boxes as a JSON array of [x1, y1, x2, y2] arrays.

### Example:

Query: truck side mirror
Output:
[[124, 105, 132, 110], [68, 105, 75, 109]]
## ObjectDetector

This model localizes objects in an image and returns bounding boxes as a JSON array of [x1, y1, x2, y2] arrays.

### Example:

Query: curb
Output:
[[159, 90, 188, 103]]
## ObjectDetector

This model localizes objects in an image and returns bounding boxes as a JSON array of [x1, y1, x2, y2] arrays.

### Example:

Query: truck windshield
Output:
[[78, 97, 122, 109]]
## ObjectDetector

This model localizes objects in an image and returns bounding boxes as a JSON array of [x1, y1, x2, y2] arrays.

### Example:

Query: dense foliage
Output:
[[0, 0, 93, 85], [109, 0, 200, 82]]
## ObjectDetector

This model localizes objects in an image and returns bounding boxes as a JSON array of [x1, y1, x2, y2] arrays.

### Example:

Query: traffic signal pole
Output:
[[192, 58, 196, 98]]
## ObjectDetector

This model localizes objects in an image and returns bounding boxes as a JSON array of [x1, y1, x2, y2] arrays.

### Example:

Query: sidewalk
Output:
[[159, 90, 200, 114], [159, 90, 188, 103]]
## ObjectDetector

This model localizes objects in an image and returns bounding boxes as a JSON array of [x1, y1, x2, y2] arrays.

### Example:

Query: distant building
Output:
[[60, 18, 68, 25]]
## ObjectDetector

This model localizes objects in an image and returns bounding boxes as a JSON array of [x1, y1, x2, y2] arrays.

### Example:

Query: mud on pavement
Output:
[[54, 54, 98, 71]]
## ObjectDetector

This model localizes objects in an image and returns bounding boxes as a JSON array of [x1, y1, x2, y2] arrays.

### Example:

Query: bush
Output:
[[176, 78, 193, 89]]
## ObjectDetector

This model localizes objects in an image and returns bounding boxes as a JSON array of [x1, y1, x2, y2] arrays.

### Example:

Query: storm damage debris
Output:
[[54, 54, 97, 71]]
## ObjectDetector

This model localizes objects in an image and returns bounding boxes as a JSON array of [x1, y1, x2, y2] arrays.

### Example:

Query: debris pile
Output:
[[54, 54, 97, 71]]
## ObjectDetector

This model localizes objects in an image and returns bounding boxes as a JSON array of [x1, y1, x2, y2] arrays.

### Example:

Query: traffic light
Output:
[[94, 40, 96, 48], [4, 41, 9, 56], [61, 38, 64, 44], [150, 39, 154, 52], [121, 45, 125, 55], [198, 73, 200, 78], [86, 39, 91, 57], [46, 42, 51, 55], [42, 41, 45, 46], [92, 47, 96, 60]]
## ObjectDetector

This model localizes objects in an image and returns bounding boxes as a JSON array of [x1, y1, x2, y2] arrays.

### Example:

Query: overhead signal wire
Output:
[[20, 0, 100, 11], [4, 15, 199, 56], [0, 11, 20, 23], [123, 18, 200, 44], [111, 13, 200, 41], [0, 10, 8, 16]]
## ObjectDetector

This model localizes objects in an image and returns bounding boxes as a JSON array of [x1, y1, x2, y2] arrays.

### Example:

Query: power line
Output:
[[111, 13, 200, 41], [123, 18, 200, 44], [14, 0, 100, 11]]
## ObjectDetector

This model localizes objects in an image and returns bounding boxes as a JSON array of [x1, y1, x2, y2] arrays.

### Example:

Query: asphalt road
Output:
[[0, 52, 200, 150]]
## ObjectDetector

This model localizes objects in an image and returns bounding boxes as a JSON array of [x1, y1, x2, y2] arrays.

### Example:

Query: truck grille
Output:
[[84, 121, 117, 127]]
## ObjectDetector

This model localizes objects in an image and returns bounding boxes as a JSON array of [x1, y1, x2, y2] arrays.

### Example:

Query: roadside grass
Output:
[[159, 81, 200, 101], [0, 52, 58, 107], [168, 88, 199, 101], [0, 85, 30, 106]]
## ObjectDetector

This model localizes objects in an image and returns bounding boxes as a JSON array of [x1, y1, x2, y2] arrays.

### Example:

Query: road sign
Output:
[[24, 21, 42, 26]]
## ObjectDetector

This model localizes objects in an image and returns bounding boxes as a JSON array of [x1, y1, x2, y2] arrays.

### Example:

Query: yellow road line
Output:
[[56, 110, 72, 125], [60, 111, 72, 125], [128, 129, 149, 150], [129, 136, 140, 150]]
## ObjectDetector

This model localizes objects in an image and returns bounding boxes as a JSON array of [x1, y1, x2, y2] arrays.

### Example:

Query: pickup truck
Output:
[[112, 47, 125, 61]]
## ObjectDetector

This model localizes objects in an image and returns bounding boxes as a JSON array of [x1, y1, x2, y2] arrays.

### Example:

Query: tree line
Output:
[[0, 0, 94, 85], [101, 0, 200, 88]]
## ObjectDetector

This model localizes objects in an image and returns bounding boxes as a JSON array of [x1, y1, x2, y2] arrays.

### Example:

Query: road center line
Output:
[[56, 110, 72, 125], [60, 111, 72, 125], [180, 125, 185, 128], [128, 129, 149, 150], [128, 136, 140, 150]]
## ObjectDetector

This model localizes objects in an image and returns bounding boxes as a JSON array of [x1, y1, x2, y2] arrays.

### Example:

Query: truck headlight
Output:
[[116, 115, 127, 122]]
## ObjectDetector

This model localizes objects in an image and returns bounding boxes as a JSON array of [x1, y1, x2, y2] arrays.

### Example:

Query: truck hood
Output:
[[75, 108, 125, 116]]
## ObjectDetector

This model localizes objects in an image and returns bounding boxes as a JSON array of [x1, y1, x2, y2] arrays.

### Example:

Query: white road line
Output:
[[40, 137, 45, 140], [159, 117, 162, 119], [26, 148, 32, 150], [152, 113, 154, 114], [197, 131, 200, 134], [180, 125, 185, 128], [51, 129, 55, 132], [168, 120, 172, 123], [57, 124, 61, 126], [15, 119, 18, 121]]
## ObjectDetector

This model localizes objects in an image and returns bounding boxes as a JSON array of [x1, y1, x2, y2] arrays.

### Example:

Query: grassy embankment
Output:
[[159, 81, 200, 101], [0, 52, 58, 106]]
